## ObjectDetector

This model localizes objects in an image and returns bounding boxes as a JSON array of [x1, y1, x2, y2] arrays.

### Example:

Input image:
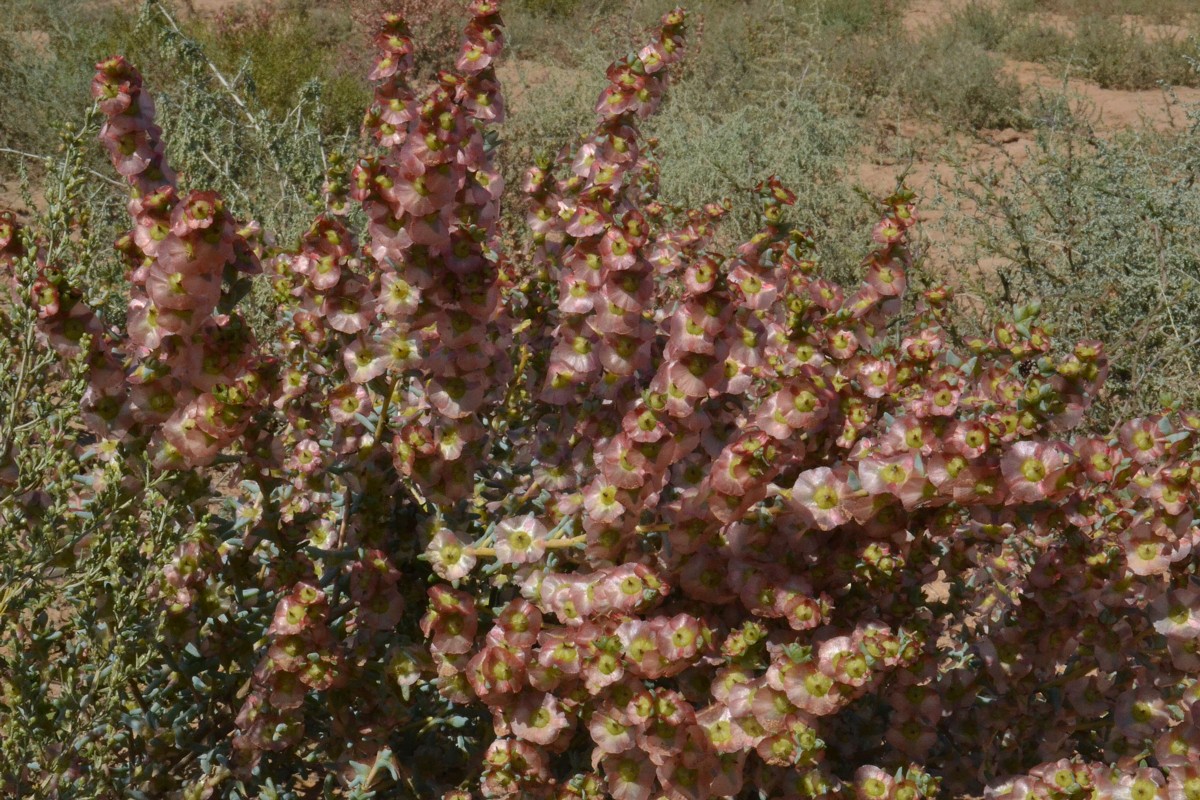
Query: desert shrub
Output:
[[997, 20, 1073, 66], [947, 3, 1200, 91], [828, 28, 1027, 131], [1006, 0, 1200, 26], [799, 0, 899, 36], [511, 0, 590, 17], [940, 109, 1200, 427], [949, 0, 1069, 65], [909, 32, 1028, 130], [1071, 15, 1199, 90], [5, 3, 1200, 800], [948, 0, 1013, 51]]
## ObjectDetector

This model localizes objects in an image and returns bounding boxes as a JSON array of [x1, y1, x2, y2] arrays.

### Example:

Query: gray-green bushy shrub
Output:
[[941, 103, 1200, 425]]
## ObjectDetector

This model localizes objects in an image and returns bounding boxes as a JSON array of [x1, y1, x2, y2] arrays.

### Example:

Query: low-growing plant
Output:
[[799, 0, 900, 36], [826, 27, 1028, 131], [948, 0, 1013, 51], [908, 32, 1028, 130], [950, 3, 1200, 92], [4, 3, 1200, 800], [1005, 0, 1200, 26], [1071, 15, 1199, 90], [995, 19, 1073, 68], [511, 0, 590, 17]]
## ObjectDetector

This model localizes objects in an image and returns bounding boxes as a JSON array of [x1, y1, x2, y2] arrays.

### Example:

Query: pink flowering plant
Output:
[[3, 3, 1200, 799]]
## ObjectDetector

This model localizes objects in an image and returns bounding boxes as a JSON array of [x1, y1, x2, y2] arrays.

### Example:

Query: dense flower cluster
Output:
[[21, 56, 267, 473], [5, 2, 1200, 798]]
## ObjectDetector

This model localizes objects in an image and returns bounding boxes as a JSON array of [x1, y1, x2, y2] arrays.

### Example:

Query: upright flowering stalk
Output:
[[92, 56, 175, 200], [3, 58, 269, 476], [524, 9, 688, 563], [351, 0, 512, 504], [415, 10, 933, 798], [221, 0, 520, 776]]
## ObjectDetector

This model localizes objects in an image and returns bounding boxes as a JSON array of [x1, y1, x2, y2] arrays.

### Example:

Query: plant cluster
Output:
[[4, 2, 1200, 799], [948, 1, 1200, 91]]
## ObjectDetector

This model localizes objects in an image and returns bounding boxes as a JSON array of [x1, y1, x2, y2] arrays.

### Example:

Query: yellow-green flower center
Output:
[[1020, 457, 1046, 483], [813, 485, 838, 511]]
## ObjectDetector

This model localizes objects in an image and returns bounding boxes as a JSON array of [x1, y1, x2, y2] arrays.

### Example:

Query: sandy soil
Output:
[[0, 181, 44, 220], [851, 0, 1200, 278], [1003, 58, 1200, 129], [853, 52, 1200, 268]]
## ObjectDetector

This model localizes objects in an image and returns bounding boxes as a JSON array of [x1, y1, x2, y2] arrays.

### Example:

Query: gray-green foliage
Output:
[[649, 1, 870, 276], [144, 2, 342, 245], [826, 23, 1028, 132], [0, 8, 358, 791], [949, 0, 1200, 91], [941, 101, 1200, 425], [2, 0, 352, 336], [0, 122, 198, 797], [909, 32, 1028, 130]]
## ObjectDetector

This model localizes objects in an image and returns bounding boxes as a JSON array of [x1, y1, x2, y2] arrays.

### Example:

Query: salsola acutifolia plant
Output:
[[3, 2, 1200, 799]]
